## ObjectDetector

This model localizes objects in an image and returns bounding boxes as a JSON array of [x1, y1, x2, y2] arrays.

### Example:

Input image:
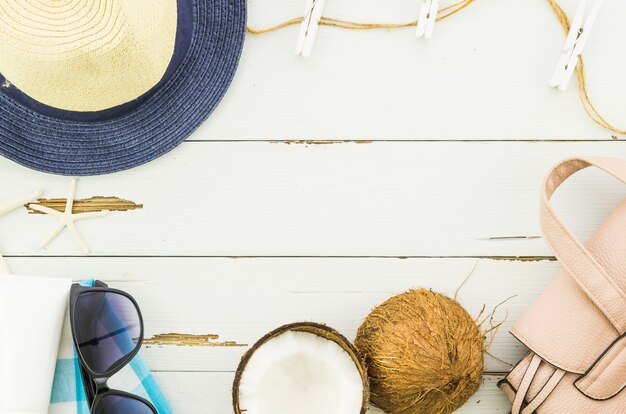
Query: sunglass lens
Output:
[[94, 395, 154, 414], [73, 291, 142, 374]]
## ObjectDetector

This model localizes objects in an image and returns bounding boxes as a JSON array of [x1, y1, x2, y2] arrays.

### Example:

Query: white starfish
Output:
[[29, 178, 107, 254], [0, 190, 42, 274]]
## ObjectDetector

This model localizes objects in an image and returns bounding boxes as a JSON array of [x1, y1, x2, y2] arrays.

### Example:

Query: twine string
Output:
[[546, 0, 625, 135], [246, 0, 474, 34], [247, 0, 624, 136]]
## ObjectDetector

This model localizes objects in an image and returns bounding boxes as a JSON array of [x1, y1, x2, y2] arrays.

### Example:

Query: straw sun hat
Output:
[[0, 0, 246, 175]]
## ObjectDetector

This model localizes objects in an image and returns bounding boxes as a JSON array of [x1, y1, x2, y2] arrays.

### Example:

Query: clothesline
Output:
[[247, 0, 474, 34], [247, 0, 623, 136]]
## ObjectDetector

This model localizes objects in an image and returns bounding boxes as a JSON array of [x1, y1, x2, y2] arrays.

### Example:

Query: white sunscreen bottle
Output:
[[0, 275, 71, 414]]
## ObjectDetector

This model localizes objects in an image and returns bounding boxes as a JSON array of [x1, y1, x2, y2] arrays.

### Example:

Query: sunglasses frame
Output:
[[70, 281, 157, 414]]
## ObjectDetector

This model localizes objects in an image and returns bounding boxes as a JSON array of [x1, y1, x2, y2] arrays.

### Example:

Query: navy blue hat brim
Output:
[[0, 0, 246, 176]]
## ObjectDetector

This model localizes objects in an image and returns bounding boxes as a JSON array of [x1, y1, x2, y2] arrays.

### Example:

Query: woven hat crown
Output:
[[0, 0, 177, 112]]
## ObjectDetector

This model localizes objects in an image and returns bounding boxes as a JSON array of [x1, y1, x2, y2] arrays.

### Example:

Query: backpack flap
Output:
[[511, 196, 626, 375], [575, 333, 626, 400]]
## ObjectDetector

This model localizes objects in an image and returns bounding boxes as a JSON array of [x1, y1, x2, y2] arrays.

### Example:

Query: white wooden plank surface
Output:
[[155, 372, 510, 414], [7, 256, 558, 413], [194, 0, 626, 141], [1, 142, 624, 257], [3, 1, 626, 413], [7, 256, 558, 374]]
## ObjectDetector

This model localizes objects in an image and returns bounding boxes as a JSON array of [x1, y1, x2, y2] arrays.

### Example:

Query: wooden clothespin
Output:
[[416, 0, 439, 39], [296, 0, 326, 57], [549, 0, 602, 91]]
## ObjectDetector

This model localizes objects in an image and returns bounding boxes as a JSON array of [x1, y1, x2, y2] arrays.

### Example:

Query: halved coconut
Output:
[[233, 322, 369, 414]]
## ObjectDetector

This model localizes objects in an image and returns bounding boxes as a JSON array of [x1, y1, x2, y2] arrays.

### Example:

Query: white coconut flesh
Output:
[[237, 331, 364, 414]]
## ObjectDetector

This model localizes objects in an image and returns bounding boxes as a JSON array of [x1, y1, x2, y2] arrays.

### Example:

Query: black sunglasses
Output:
[[70, 281, 158, 414]]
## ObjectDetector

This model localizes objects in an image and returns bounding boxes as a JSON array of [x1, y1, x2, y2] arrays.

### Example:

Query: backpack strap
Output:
[[512, 354, 542, 414], [511, 353, 566, 414], [540, 157, 626, 332], [521, 368, 565, 413]]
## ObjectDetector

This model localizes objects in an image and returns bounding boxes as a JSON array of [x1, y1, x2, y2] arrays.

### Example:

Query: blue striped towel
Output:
[[49, 280, 172, 414]]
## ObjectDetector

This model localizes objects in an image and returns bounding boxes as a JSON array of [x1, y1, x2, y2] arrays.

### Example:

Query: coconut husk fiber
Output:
[[354, 289, 484, 414]]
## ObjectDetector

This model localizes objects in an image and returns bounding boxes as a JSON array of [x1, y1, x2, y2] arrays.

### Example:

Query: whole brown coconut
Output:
[[355, 289, 484, 414]]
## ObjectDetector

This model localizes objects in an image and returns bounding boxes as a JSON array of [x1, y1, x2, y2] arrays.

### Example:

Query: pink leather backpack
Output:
[[499, 157, 626, 413]]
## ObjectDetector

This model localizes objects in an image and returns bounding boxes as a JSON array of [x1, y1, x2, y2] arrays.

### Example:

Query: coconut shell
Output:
[[355, 289, 484, 414], [233, 322, 370, 414]]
